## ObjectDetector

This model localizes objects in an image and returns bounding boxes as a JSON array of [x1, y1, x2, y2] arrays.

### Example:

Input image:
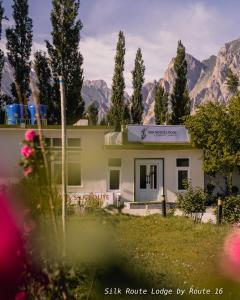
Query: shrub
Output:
[[177, 183, 207, 222], [222, 195, 240, 224]]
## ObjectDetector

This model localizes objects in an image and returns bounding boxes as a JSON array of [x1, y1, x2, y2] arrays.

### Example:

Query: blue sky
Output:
[[2, 0, 240, 92]]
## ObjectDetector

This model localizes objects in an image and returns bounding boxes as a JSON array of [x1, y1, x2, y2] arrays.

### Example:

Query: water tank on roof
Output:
[[28, 104, 47, 125], [6, 104, 19, 125]]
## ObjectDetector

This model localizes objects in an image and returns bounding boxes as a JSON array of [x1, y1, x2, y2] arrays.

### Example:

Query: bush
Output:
[[222, 195, 240, 224], [177, 184, 207, 222]]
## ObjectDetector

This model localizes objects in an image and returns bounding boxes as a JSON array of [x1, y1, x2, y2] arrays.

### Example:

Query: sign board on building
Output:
[[127, 125, 190, 143], [68, 192, 114, 207]]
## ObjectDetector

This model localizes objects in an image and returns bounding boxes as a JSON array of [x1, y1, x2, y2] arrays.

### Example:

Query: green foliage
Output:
[[222, 196, 240, 224], [131, 48, 145, 124], [185, 97, 240, 194], [177, 183, 207, 221], [34, 51, 57, 124], [154, 83, 168, 125], [6, 0, 33, 101], [46, 0, 84, 125], [109, 31, 126, 131], [122, 101, 131, 125], [87, 102, 98, 125], [226, 68, 239, 95], [99, 116, 107, 125], [170, 41, 190, 124]]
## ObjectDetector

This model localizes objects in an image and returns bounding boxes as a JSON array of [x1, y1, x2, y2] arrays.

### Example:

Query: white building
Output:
[[0, 124, 204, 207]]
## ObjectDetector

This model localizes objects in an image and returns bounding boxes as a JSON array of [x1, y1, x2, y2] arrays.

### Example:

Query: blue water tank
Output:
[[6, 104, 19, 125], [28, 104, 47, 125]]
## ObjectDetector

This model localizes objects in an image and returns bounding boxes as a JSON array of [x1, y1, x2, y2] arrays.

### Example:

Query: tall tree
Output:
[[46, 0, 84, 125], [170, 40, 190, 124], [154, 83, 168, 125], [34, 51, 57, 124], [109, 31, 126, 131], [6, 0, 33, 103], [226, 68, 239, 95], [123, 101, 131, 125], [87, 102, 98, 126], [185, 99, 240, 195], [131, 48, 145, 124]]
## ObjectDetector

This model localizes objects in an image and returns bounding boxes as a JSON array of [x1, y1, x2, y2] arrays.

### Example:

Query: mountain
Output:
[[1, 58, 111, 119], [2, 37, 240, 124]]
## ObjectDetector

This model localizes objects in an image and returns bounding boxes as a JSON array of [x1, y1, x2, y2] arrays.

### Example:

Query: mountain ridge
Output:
[[1, 37, 240, 123]]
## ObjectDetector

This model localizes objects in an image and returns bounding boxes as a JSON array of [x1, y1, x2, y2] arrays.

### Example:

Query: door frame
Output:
[[134, 158, 165, 202]]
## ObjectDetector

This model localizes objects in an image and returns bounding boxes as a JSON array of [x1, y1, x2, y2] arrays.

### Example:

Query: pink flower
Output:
[[21, 145, 35, 158], [23, 166, 33, 177], [0, 195, 25, 298], [221, 230, 240, 281], [25, 129, 37, 142], [15, 291, 27, 300]]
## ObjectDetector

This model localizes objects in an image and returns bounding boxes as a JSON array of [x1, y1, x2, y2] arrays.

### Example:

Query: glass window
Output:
[[109, 169, 120, 190], [178, 170, 188, 190], [68, 162, 81, 186], [44, 138, 51, 147], [108, 158, 121, 167], [140, 165, 147, 189], [68, 138, 81, 147], [150, 165, 157, 189], [176, 158, 189, 167], [52, 138, 61, 147]]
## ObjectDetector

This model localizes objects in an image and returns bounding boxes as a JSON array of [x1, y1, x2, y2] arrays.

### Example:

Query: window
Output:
[[176, 158, 189, 191], [108, 158, 121, 167], [68, 138, 81, 147], [53, 162, 81, 186], [108, 158, 121, 190], [109, 169, 120, 190], [68, 162, 81, 186], [178, 170, 188, 190], [44, 138, 51, 147], [140, 165, 147, 189], [177, 158, 189, 167], [52, 138, 61, 147]]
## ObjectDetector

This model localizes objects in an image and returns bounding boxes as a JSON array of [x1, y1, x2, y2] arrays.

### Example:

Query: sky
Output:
[[2, 0, 240, 93]]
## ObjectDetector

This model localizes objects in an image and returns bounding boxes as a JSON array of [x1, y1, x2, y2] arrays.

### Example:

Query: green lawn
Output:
[[64, 212, 240, 300]]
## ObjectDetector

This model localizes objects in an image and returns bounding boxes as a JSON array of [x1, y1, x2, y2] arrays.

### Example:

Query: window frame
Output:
[[108, 166, 121, 191], [176, 158, 190, 192], [67, 138, 81, 148], [52, 159, 82, 187]]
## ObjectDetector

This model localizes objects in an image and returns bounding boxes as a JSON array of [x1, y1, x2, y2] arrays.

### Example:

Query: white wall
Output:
[[0, 128, 204, 202]]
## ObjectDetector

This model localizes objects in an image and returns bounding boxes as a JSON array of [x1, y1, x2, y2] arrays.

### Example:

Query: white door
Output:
[[135, 159, 163, 202]]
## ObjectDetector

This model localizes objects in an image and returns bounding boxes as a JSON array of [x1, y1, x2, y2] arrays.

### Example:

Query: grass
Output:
[[62, 212, 240, 300]]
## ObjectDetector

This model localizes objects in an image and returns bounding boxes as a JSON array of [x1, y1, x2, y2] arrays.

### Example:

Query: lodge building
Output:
[[0, 124, 206, 206]]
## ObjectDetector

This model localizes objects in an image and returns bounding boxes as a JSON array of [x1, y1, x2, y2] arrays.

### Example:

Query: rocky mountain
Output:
[[143, 38, 240, 123], [1, 37, 240, 124]]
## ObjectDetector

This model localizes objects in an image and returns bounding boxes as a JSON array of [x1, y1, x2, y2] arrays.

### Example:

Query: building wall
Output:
[[0, 127, 204, 203], [104, 149, 204, 202]]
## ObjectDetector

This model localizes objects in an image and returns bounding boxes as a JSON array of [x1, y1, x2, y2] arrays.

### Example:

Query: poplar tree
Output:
[[109, 31, 126, 131], [34, 51, 56, 124], [6, 0, 33, 102], [131, 48, 145, 124], [154, 84, 168, 125], [46, 0, 84, 125], [87, 102, 98, 125], [170, 40, 190, 124]]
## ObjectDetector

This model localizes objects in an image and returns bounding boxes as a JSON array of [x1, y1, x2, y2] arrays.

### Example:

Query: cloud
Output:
[[81, 2, 229, 94]]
